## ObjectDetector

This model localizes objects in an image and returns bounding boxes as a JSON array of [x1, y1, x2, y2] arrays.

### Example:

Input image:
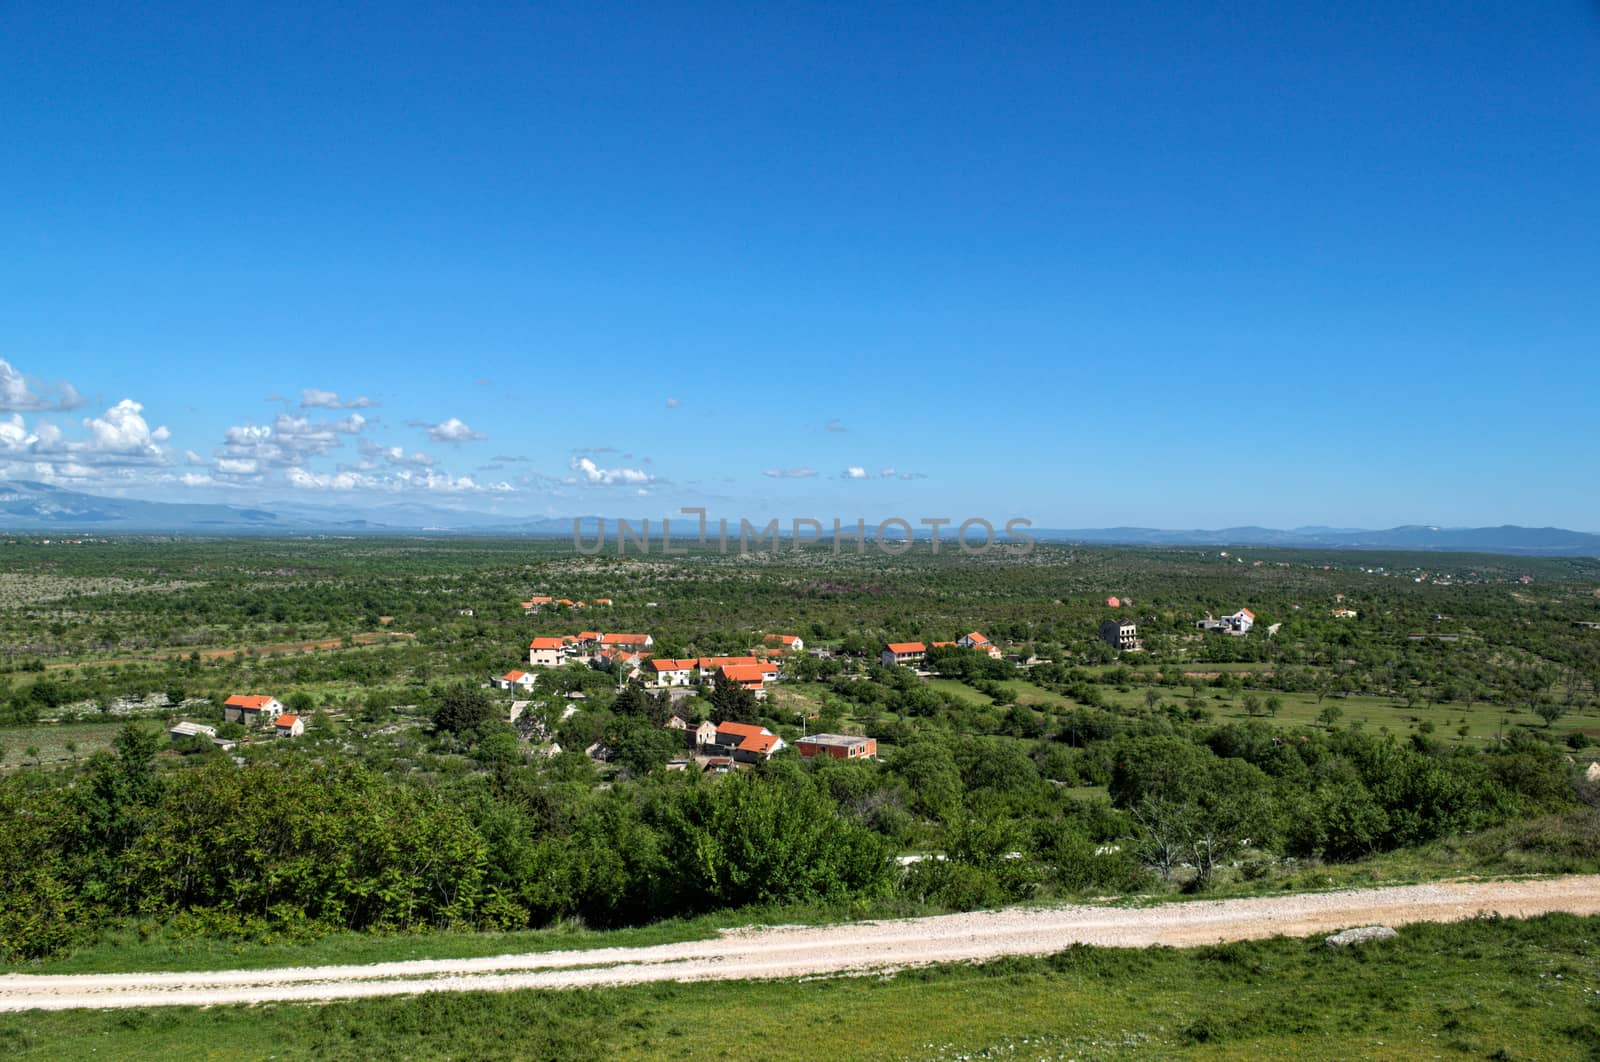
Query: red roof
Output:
[[719, 664, 770, 686], [1238, 608, 1256, 619], [602, 633, 650, 646], [715, 721, 780, 753], [576, 631, 602, 642], [529, 637, 566, 650], [963, 632, 991, 645], [524, 596, 553, 604], [885, 642, 926, 654], [697, 655, 758, 669], [224, 695, 276, 710], [650, 658, 696, 672], [764, 634, 800, 646], [274, 714, 300, 727], [501, 670, 530, 681], [932, 641, 956, 647]]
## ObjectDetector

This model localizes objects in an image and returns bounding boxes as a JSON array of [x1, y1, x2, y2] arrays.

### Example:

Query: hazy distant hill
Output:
[[1, 482, 1596, 555]]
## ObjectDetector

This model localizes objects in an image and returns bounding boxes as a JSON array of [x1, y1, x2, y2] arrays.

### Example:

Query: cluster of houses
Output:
[[521, 596, 613, 612], [168, 693, 304, 750], [504, 630, 809, 699], [645, 717, 877, 771], [879, 633, 1001, 668]]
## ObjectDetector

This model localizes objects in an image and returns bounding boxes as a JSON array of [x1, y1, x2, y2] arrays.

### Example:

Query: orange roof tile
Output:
[[697, 655, 758, 669], [529, 637, 566, 650], [274, 714, 300, 727], [885, 642, 926, 653], [224, 694, 276, 709], [719, 664, 770, 685]]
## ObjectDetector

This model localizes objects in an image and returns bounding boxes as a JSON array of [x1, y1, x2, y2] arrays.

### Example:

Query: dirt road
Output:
[[3, 876, 1596, 1012]]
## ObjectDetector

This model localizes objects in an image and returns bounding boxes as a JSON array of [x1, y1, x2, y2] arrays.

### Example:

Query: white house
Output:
[[528, 637, 569, 667], [1225, 608, 1256, 633], [600, 632, 654, 650], [493, 669, 539, 691], [274, 713, 305, 738], [764, 633, 804, 652], [958, 632, 1003, 658], [882, 641, 927, 667], [647, 658, 696, 688], [223, 694, 284, 726]]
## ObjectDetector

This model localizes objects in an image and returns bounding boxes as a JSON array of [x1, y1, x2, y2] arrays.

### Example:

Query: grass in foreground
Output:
[[3, 915, 1596, 1060]]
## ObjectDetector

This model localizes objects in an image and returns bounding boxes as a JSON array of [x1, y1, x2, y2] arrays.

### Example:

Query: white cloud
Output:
[[763, 467, 818, 479], [0, 396, 173, 482], [826, 418, 848, 433], [214, 412, 366, 472], [880, 467, 896, 478], [300, 388, 377, 410], [83, 399, 170, 456], [0, 359, 82, 413], [570, 455, 652, 486], [285, 465, 506, 494], [665, 397, 682, 409], [426, 417, 485, 443], [359, 439, 436, 468], [0, 414, 34, 454], [842, 466, 868, 480], [215, 458, 260, 476], [286, 467, 376, 491]]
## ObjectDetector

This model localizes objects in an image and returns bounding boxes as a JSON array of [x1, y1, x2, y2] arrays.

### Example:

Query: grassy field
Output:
[[0, 721, 130, 768], [4, 915, 1595, 1060]]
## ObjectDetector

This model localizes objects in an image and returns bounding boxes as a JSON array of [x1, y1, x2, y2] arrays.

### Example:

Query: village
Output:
[[163, 594, 1286, 768]]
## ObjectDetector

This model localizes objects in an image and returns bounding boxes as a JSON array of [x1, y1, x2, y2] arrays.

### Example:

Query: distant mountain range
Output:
[[2, 481, 1597, 556]]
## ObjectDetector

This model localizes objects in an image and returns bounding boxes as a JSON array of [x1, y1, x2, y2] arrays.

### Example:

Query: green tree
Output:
[[1533, 702, 1567, 729], [709, 681, 759, 725], [433, 685, 496, 735]]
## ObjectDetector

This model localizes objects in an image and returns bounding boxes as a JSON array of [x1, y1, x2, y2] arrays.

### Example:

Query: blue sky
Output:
[[2, 2, 1597, 528]]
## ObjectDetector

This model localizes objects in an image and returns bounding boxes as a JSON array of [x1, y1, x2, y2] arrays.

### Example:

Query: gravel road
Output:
[[3, 876, 1596, 1012]]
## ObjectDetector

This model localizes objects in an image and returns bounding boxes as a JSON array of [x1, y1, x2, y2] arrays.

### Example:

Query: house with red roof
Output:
[[647, 658, 697, 688], [694, 655, 759, 679], [273, 714, 305, 738], [528, 637, 570, 667], [223, 694, 284, 726], [521, 596, 553, 612], [712, 721, 786, 762], [600, 632, 654, 650], [597, 648, 648, 680], [958, 632, 1003, 658], [716, 663, 779, 698], [881, 641, 927, 667], [763, 633, 804, 651], [493, 669, 539, 691]]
